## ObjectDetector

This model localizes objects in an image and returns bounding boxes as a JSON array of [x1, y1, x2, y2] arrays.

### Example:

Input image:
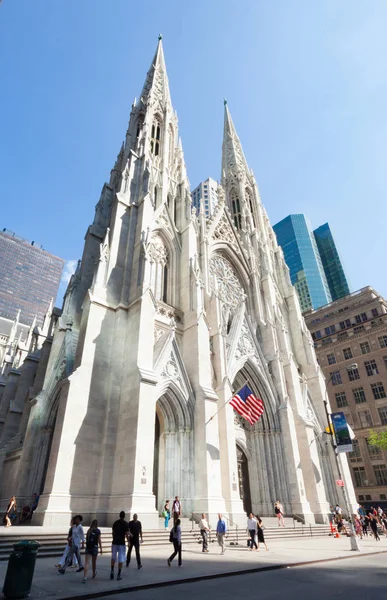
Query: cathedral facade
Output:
[[0, 38, 357, 527]]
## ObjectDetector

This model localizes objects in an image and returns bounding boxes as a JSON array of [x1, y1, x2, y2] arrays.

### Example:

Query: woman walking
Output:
[[354, 515, 363, 539], [167, 519, 182, 567], [256, 516, 269, 551], [83, 519, 102, 583], [247, 513, 258, 551], [3, 496, 17, 527], [274, 501, 285, 528], [370, 516, 380, 541], [163, 500, 171, 530], [55, 518, 79, 569]]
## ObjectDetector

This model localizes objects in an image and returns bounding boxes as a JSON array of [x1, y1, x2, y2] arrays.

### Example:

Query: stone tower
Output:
[[0, 37, 357, 526]]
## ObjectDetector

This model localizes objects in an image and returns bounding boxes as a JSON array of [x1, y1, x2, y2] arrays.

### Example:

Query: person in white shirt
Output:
[[172, 496, 182, 525], [247, 513, 258, 550], [58, 515, 85, 574], [199, 513, 210, 553]]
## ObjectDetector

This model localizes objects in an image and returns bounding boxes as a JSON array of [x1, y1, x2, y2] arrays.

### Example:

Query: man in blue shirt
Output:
[[216, 513, 227, 555]]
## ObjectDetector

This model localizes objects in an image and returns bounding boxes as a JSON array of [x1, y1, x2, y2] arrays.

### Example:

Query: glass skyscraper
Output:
[[273, 215, 332, 311], [313, 223, 350, 302]]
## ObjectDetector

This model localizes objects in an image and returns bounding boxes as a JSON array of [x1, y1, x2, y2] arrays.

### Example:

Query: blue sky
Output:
[[1, 0, 386, 303]]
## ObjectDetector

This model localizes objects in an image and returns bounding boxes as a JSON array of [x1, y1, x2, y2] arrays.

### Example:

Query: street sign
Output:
[[336, 479, 345, 487]]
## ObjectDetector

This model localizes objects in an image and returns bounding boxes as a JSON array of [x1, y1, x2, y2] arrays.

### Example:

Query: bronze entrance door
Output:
[[236, 446, 251, 515]]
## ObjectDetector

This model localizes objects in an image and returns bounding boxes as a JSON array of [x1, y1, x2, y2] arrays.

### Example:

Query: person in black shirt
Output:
[[110, 511, 130, 581], [126, 513, 143, 569]]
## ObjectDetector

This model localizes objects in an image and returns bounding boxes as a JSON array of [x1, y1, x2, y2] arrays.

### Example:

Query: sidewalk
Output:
[[1, 535, 386, 600]]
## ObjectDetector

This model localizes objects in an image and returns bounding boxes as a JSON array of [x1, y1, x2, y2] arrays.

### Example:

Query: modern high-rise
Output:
[[304, 287, 387, 507], [273, 215, 332, 311], [0, 229, 64, 326], [191, 177, 218, 217], [313, 223, 350, 301]]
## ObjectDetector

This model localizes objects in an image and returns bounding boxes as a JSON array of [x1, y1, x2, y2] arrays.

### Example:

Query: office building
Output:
[[191, 177, 218, 217], [0, 229, 64, 326], [304, 287, 387, 505], [273, 214, 332, 311], [313, 223, 350, 301]]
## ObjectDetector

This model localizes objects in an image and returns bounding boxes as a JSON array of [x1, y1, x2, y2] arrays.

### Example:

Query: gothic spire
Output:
[[221, 101, 249, 184], [139, 35, 172, 110]]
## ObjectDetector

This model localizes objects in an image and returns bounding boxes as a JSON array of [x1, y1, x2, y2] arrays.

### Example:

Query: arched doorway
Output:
[[153, 414, 161, 508], [236, 445, 251, 515]]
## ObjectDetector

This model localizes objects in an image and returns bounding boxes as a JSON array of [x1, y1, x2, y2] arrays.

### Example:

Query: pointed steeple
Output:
[[221, 100, 249, 184], [140, 35, 172, 110]]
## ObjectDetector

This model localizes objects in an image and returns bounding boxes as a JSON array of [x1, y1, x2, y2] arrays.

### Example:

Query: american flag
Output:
[[229, 384, 264, 425]]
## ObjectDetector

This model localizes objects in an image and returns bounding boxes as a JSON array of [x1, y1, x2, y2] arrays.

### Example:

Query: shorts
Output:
[[111, 544, 126, 563], [85, 547, 98, 557]]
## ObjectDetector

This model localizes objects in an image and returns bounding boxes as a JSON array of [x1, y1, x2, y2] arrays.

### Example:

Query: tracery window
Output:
[[150, 117, 162, 156], [168, 125, 174, 166], [148, 234, 169, 302], [136, 115, 144, 139], [245, 188, 256, 228], [231, 189, 242, 229]]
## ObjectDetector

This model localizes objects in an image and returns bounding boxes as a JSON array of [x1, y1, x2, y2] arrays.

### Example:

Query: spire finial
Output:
[[158, 33, 163, 41], [223, 97, 227, 106]]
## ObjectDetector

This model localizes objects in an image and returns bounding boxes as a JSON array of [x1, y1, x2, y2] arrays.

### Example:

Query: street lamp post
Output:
[[324, 363, 360, 551]]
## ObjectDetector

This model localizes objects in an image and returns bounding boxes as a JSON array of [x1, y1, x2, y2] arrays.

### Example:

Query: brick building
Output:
[[304, 287, 387, 506]]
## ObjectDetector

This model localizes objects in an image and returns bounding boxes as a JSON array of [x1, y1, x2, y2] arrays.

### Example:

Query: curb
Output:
[[55, 549, 387, 600]]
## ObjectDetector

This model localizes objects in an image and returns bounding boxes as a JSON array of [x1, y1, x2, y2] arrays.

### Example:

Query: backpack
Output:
[[169, 528, 174, 543], [87, 529, 98, 549]]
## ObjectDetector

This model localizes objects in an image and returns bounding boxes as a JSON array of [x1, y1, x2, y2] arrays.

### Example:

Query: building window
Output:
[[343, 347, 353, 360], [384, 356, 387, 370], [349, 439, 362, 463], [327, 352, 336, 365], [353, 467, 367, 487], [358, 410, 373, 427], [373, 464, 387, 486], [365, 360, 379, 377], [348, 367, 360, 382], [354, 325, 365, 334], [360, 342, 371, 355], [366, 438, 382, 458], [345, 319, 351, 328], [325, 325, 336, 335], [380, 494, 387, 501], [353, 387, 366, 404], [338, 331, 348, 340], [371, 382, 386, 400], [150, 118, 162, 156], [361, 312, 368, 322], [230, 189, 242, 229], [365, 494, 372, 501], [372, 308, 379, 318], [358, 494, 365, 501], [331, 371, 342, 386], [378, 407, 387, 425], [335, 392, 348, 408], [340, 321, 346, 330], [355, 315, 362, 324], [378, 336, 387, 349]]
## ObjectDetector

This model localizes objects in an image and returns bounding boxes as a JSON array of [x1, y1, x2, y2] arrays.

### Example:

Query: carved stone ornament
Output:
[[234, 323, 260, 367], [210, 255, 245, 311], [147, 234, 168, 265]]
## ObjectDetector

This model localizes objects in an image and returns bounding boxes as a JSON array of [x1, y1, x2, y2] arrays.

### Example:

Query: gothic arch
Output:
[[155, 381, 194, 432], [209, 250, 253, 323], [148, 229, 179, 307]]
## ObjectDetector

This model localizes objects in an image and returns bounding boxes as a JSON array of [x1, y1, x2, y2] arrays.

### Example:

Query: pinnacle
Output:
[[139, 36, 171, 108], [221, 102, 249, 183]]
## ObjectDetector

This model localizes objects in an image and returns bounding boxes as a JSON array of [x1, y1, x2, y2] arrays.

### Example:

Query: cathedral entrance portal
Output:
[[236, 445, 251, 515]]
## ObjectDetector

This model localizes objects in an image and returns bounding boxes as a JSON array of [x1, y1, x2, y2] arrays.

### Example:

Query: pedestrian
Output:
[[256, 516, 269, 551], [58, 515, 85, 575], [3, 496, 17, 527], [335, 504, 342, 517], [381, 514, 387, 537], [274, 501, 285, 527], [83, 519, 102, 583], [172, 496, 181, 525], [247, 513, 258, 551], [167, 518, 182, 567], [362, 514, 370, 537], [126, 513, 143, 570], [55, 518, 79, 569], [370, 516, 380, 541], [216, 513, 227, 555], [354, 515, 363, 539], [163, 500, 171, 530], [111, 511, 131, 581], [357, 504, 365, 518], [199, 513, 210, 553], [28, 493, 40, 520]]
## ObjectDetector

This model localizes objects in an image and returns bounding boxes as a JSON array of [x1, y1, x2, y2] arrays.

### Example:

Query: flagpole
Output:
[[205, 379, 249, 426]]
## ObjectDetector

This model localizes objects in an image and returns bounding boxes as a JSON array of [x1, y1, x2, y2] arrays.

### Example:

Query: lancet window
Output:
[[148, 234, 169, 303], [231, 189, 242, 229], [150, 117, 162, 156], [245, 188, 256, 228]]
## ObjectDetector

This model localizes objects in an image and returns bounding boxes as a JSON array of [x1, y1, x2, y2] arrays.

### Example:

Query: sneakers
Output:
[[82, 578, 87, 584], [138, 564, 143, 570], [167, 559, 171, 567], [58, 569, 65, 575], [117, 574, 122, 581], [76, 567, 84, 573]]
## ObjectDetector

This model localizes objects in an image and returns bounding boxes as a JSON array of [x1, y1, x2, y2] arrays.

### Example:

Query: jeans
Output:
[[169, 540, 182, 565], [126, 540, 141, 566], [164, 514, 170, 528], [249, 529, 258, 549], [217, 532, 226, 553], [200, 530, 208, 551]]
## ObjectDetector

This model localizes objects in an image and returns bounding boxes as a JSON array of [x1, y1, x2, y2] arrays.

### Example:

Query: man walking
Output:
[[172, 496, 181, 525], [216, 513, 227, 555], [58, 515, 85, 574], [199, 513, 210, 553], [126, 513, 143, 569], [247, 513, 258, 551], [111, 511, 130, 581]]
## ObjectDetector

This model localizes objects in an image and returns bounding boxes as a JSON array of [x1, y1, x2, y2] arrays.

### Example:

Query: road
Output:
[[99, 553, 386, 600]]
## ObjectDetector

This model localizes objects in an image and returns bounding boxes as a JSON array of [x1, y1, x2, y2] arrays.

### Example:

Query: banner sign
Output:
[[331, 412, 353, 453], [336, 479, 345, 487]]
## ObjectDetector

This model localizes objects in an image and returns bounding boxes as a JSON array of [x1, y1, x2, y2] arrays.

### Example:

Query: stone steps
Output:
[[0, 524, 332, 561]]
